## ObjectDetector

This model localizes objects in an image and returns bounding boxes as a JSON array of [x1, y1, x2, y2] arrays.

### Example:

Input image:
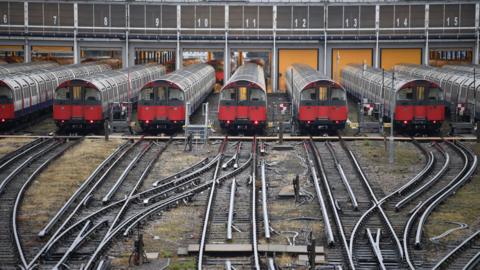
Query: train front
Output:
[[53, 79, 104, 129], [0, 80, 15, 125], [297, 80, 348, 131], [137, 80, 186, 131], [394, 79, 445, 132]]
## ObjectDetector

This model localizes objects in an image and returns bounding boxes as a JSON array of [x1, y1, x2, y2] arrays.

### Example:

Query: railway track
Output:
[[0, 137, 79, 269]]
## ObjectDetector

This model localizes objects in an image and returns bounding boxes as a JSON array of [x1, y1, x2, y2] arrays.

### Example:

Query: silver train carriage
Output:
[[54, 64, 166, 119], [0, 61, 59, 75], [138, 63, 215, 129], [342, 65, 445, 130], [285, 64, 347, 128], [443, 64, 480, 74], [0, 63, 111, 121], [395, 64, 480, 120]]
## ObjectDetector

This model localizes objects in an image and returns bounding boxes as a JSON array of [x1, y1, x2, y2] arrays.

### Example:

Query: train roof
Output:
[[56, 64, 165, 92], [288, 63, 343, 91], [395, 64, 478, 86], [0, 61, 59, 75], [222, 63, 266, 92], [343, 65, 441, 92], [141, 63, 214, 92], [0, 63, 111, 92]]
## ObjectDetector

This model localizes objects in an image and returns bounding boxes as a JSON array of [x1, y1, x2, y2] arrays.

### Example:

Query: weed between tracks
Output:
[[0, 137, 33, 158], [18, 138, 122, 233]]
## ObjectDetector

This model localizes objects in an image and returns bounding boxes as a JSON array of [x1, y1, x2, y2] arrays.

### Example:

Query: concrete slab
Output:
[[145, 252, 159, 260], [298, 254, 326, 264]]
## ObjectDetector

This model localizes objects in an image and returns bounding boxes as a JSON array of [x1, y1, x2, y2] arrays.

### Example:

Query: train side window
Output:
[[250, 89, 265, 101], [221, 88, 236, 100], [72, 86, 82, 101], [0, 86, 12, 102], [427, 88, 442, 100], [157, 87, 167, 101], [239, 87, 248, 101], [330, 88, 346, 101], [318, 87, 328, 101], [169, 89, 184, 101], [55, 88, 70, 100], [301, 88, 316, 101], [397, 88, 414, 100], [417, 86, 425, 100], [141, 88, 154, 101]]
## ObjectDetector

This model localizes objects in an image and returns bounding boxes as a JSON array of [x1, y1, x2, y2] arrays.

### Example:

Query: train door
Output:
[[237, 86, 249, 119], [71, 86, 83, 119], [317, 86, 329, 120], [414, 85, 427, 120]]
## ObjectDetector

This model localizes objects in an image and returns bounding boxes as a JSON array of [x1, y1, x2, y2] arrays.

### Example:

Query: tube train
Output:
[[342, 65, 445, 132], [286, 64, 348, 133], [218, 63, 267, 132], [0, 63, 111, 125], [53, 64, 166, 129], [138, 63, 215, 132], [395, 64, 479, 121], [443, 64, 480, 74], [0, 61, 59, 75]]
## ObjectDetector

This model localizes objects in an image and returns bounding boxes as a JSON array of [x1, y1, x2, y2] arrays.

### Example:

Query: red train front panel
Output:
[[53, 81, 104, 129], [137, 83, 186, 131], [297, 84, 348, 131], [218, 85, 267, 131], [0, 103, 14, 123], [394, 82, 445, 131]]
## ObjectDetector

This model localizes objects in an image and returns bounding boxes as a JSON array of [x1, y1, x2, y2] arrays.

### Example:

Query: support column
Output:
[[74, 3, 79, 64], [323, 31, 327, 76], [124, 31, 129, 68], [224, 6, 230, 82], [272, 6, 277, 92], [24, 2, 30, 63], [176, 5, 181, 70], [374, 5, 380, 68], [424, 4, 430, 66], [475, 3, 479, 64]]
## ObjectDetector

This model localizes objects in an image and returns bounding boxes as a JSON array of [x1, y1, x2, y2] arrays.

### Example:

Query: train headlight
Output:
[[403, 120, 408, 124], [145, 120, 150, 124], [1, 119, 4, 122], [254, 120, 259, 125], [89, 120, 94, 124], [433, 120, 437, 124], [226, 120, 231, 124]]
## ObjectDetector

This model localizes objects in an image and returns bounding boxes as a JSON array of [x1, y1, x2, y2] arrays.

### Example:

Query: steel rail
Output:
[[404, 141, 476, 269], [0, 139, 58, 195], [395, 144, 450, 210], [340, 138, 404, 260], [432, 230, 480, 270], [38, 142, 129, 237], [0, 138, 44, 169], [326, 141, 359, 210], [464, 249, 480, 270], [152, 156, 210, 187], [415, 141, 477, 248], [12, 139, 77, 269], [251, 137, 261, 270], [396, 141, 435, 195], [366, 228, 387, 270], [52, 220, 108, 270], [260, 159, 271, 240], [267, 258, 276, 270], [102, 142, 153, 203], [198, 137, 227, 270], [227, 178, 236, 240], [303, 141, 335, 246], [26, 140, 141, 269], [309, 139, 355, 269]]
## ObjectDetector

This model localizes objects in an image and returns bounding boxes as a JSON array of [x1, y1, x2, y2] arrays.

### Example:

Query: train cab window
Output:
[[397, 88, 414, 100], [141, 88, 154, 101], [239, 87, 248, 101], [0, 86, 12, 102], [427, 88, 442, 100], [330, 88, 346, 101], [72, 86, 82, 101], [85, 88, 100, 102], [318, 87, 328, 101], [157, 87, 167, 101], [55, 88, 70, 100], [417, 87, 425, 100], [169, 88, 184, 101], [301, 88, 316, 101], [221, 88, 236, 101], [250, 89, 265, 101]]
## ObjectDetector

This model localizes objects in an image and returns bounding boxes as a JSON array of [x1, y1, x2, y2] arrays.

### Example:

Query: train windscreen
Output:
[[0, 86, 12, 103], [250, 89, 265, 101], [427, 88, 442, 100], [301, 88, 316, 101], [331, 88, 346, 101], [221, 88, 236, 100]]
